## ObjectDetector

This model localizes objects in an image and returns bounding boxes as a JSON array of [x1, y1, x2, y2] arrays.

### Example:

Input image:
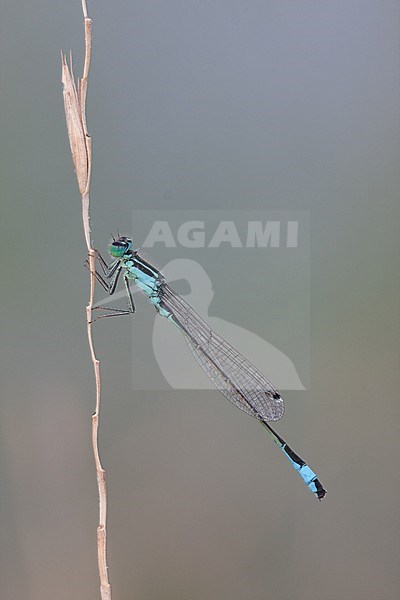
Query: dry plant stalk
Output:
[[61, 1, 112, 599]]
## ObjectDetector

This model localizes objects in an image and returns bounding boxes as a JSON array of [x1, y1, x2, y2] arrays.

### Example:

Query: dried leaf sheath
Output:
[[61, 53, 90, 195]]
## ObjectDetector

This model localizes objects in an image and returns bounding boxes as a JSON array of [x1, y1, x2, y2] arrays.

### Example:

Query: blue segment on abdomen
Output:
[[280, 445, 319, 489]]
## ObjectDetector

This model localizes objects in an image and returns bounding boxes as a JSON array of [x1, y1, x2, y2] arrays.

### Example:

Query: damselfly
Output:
[[89, 236, 326, 500]]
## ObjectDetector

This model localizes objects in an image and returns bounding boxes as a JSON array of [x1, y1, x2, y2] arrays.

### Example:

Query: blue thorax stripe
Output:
[[133, 254, 160, 279]]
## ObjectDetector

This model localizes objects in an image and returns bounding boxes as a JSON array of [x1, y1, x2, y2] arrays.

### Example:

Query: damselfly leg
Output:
[[95, 250, 120, 278], [86, 251, 136, 320]]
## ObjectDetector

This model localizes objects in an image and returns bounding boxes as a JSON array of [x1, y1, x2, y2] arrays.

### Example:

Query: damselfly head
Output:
[[109, 236, 133, 258]]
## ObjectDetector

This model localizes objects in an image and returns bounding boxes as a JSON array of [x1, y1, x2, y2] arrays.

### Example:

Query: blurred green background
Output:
[[1, 1, 399, 599]]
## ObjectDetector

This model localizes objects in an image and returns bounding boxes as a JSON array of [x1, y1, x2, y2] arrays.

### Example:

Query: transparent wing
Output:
[[160, 285, 285, 422]]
